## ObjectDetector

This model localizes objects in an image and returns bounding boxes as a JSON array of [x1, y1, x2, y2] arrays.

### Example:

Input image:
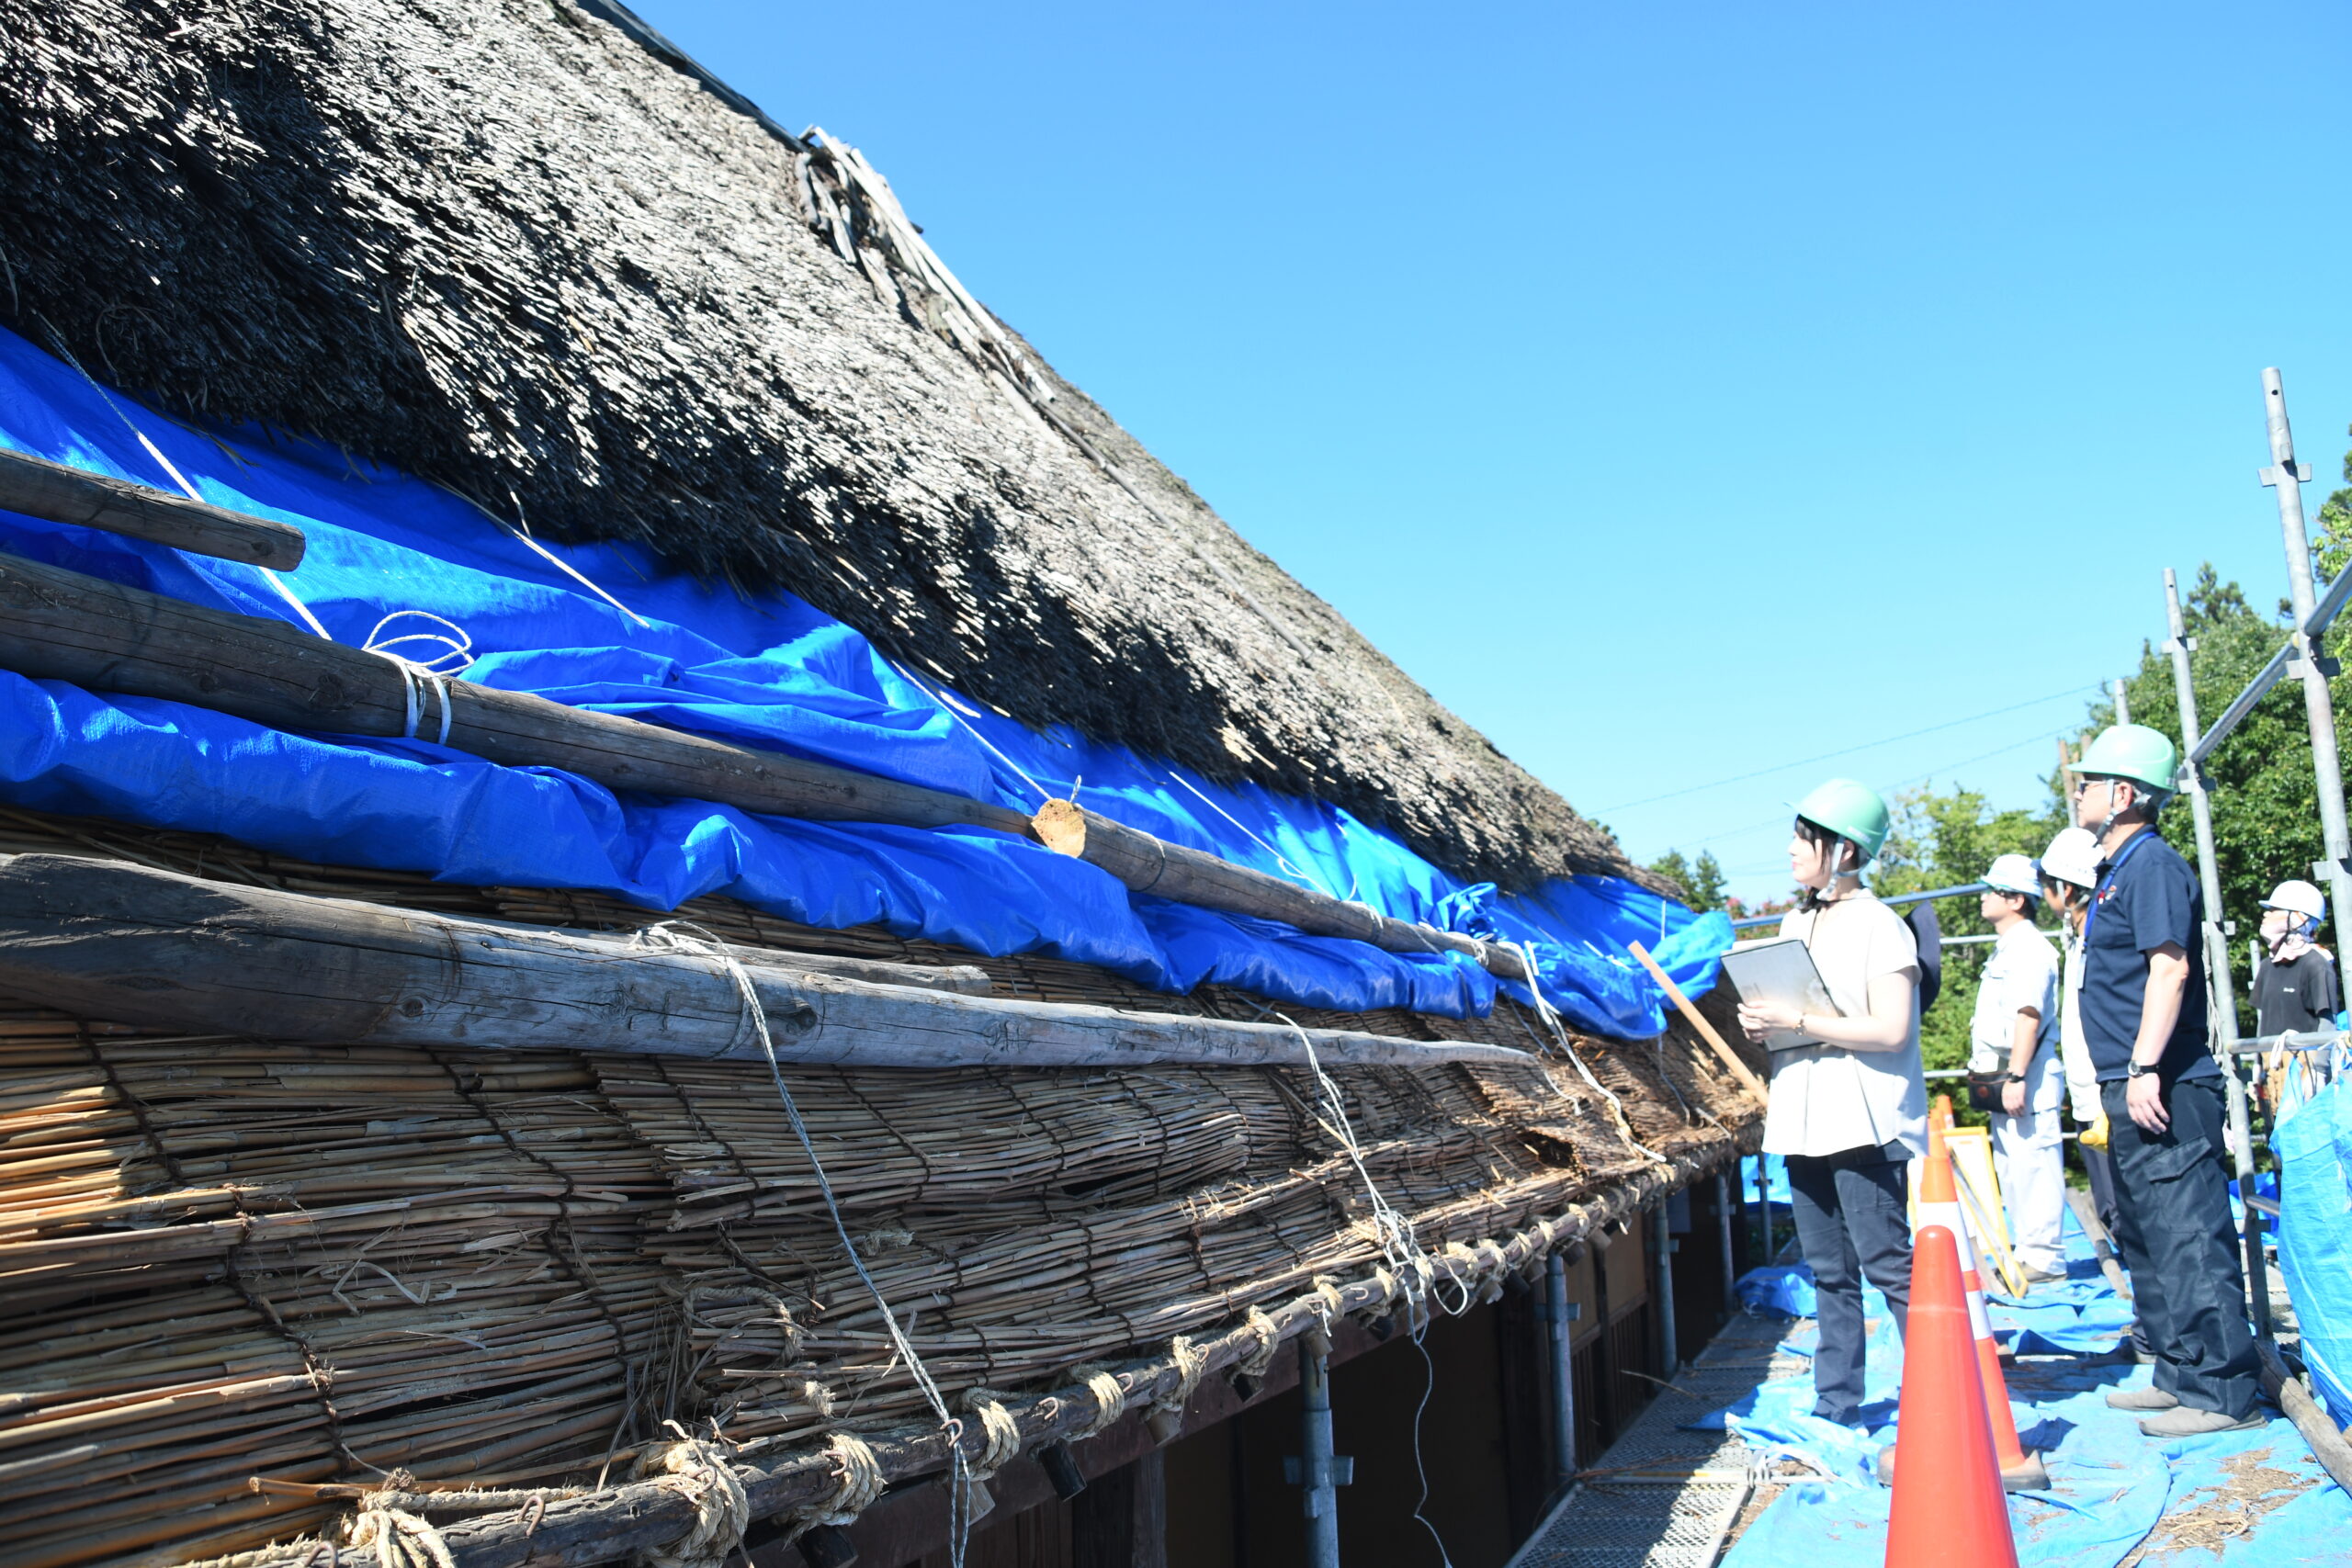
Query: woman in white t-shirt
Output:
[[1735, 778, 1925, 1427]]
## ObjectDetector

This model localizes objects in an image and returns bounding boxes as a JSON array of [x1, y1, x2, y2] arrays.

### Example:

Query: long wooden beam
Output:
[[1032, 800, 1529, 980], [0, 852, 1529, 1069], [0, 553, 1545, 988], [0, 552, 1033, 833], [0, 446, 308, 568]]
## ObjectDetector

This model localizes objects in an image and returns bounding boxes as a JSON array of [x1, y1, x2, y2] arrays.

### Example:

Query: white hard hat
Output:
[[2263, 879, 2327, 922], [2036, 828, 2100, 890], [1984, 853, 2042, 898]]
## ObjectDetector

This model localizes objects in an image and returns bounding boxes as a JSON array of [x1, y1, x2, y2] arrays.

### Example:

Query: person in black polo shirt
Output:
[[2068, 724, 2259, 1436], [2254, 879, 2340, 1039]]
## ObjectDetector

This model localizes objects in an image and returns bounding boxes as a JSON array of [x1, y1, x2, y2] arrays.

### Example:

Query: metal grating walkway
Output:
[[1504, 1312, 1803, 1568]]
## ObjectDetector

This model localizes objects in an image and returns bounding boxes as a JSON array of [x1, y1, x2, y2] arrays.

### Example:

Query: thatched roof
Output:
[[0, 0, 1642, 892]]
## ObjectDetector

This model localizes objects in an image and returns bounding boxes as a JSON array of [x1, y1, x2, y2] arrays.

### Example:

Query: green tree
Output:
[[2314, 421, 2352, 582], [1871, 786, 2064, 1078], [1648, 848, 1726, 910]]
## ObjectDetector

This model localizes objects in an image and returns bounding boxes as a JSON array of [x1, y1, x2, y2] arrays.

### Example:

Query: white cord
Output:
[[631, 922, 974, 1568], [1162, 768, 1340, 898], [884, 657, 1053, 808], [363, 612, 473, 744], [1501, 941, 1670, 1167]]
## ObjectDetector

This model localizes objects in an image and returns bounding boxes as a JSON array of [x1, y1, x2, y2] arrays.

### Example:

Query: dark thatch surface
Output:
[[0, 0, 1645, 892]]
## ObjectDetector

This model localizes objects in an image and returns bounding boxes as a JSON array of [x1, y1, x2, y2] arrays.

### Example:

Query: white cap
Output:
[[1984, 852, 2042, 898], [2035, 829, 2100, 890], [2263, 879, 2326, 922]]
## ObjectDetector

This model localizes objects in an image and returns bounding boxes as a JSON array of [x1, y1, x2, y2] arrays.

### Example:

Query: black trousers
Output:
[[2099, 1076, 2258, 1417], [1786, 1141, 1913, 1423], [2078, 1141, 2150, 1356]]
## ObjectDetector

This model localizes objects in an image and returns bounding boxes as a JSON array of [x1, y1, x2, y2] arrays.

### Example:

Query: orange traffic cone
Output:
[[1910, 1151, 2047, 1491], [1885, 1224, 2019, 1568]]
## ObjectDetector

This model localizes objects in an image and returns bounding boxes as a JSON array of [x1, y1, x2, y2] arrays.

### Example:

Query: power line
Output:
[[1683, 728, 2070, 863], [1592, 683, 2097, 815]]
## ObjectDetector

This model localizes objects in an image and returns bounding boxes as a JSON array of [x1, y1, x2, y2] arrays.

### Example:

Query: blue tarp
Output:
[[2275, 1080, 2352, 1427], [0, 325, 1731, 1032], [1710, 1210, 2350, 1567]]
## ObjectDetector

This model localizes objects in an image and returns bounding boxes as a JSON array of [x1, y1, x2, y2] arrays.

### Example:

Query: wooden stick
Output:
[[2063, 1186, 2133, 1300], [1626, 942, 1767, 1104], [0, 853, 1532, 1070], [0, 447, 307, 569], [2257, 1337, 2352, 1496]]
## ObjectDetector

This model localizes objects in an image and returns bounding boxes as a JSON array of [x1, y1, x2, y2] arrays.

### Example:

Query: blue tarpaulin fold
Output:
[[0, 324, 1730, 1032]]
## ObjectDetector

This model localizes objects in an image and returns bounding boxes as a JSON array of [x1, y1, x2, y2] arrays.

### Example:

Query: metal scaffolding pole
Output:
[[1544, 1251, 1579, 1493], [1654, 1202, 1679, 1375], [1714, 1168, 1736, 1325], [2259, 368, 2352, 946], [1295, 1337, 1342, 1568], [2163, 568, 2269, 1335]]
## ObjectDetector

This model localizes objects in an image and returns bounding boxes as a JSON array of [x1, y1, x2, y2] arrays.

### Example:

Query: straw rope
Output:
[[775, 1432, 885, 1543], [956, 1391, 1023, 1481], [632, 1434, 749, 1568], [346, 1498, 455, 1568], [1067, 1366, 1126, 1438]]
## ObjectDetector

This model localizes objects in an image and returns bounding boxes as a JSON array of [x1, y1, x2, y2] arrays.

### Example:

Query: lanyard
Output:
[[2082, 830, 2154, 949]]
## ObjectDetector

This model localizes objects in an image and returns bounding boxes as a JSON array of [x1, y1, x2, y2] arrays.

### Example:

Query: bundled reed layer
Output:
[[0, 804, 1753, 1567]]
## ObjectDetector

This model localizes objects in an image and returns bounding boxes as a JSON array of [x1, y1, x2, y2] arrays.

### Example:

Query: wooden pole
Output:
[[0, 852, 1532, 1071], [1035, 801, 1528, 980], [0, 554, 1542, 987], [1625, 941, 1767, 1105], [0, 446, 307, 568]]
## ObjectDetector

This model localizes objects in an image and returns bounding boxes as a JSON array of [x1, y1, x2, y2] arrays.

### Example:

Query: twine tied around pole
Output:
[[957, 1390, 1023, 1480], [633, 1429, 751, 1568], [782, 1432, 885, 1542], [1146, 1335, 1208, 1443], [345, 1493, 456, 1568], [1309, 1275, 1346, 1334], [1237, 1306, 1283, 1380], [1068, 1365, 1127, 1438]]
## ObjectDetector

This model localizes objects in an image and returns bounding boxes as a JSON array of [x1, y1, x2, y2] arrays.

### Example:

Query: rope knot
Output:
[[1147, 1336, 1207, 1443], [1237, 1306, 1283, 1380], [345, 1493, 456, 1568], [633, 1430, 751, 1568], [362, 611, 472, 744], [958, 1389, 1023, 1480], [1068, 1364, 1127, 1438], [802, 1431, 886, 1530]]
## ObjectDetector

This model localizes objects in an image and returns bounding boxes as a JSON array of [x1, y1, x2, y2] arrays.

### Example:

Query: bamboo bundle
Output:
[[0, 1015, 676, 1568], [0, 993, 1733, 1568]]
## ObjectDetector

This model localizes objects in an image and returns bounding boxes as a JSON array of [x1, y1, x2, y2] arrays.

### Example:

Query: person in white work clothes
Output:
[[1734, 779, 1925, 1427], [1972, 852, 2065, 1283]]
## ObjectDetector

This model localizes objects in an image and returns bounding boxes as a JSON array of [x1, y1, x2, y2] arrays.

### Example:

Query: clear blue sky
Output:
[[633, 0, 2352, 905]]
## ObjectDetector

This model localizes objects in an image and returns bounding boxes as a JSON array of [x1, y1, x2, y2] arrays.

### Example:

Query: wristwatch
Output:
[[2003, 1072, 2026, 1084], [2126, 1061, 2160, 1079]]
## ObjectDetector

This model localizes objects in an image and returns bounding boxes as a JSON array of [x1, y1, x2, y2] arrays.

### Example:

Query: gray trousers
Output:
[[2099, 1076, 2258, 1417], [1787, 1142, 1913, 1423]]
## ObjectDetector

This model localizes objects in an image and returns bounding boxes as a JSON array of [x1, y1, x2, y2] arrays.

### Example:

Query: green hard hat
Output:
[[2069, 724, 2180, 795], [1792, 778, 1891, 863]]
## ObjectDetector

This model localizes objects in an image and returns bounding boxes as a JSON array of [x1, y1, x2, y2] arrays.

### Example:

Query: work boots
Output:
[[2103, 1386, 2177, 1412]]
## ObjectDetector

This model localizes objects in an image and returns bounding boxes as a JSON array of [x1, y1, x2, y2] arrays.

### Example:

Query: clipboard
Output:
[[1721, 936, 1842, 1052]]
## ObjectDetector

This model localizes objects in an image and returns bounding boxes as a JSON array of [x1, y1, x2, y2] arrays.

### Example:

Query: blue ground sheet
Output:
[[0, 325, 1731, 1033], [1710, 1206, 2351, 1567]]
